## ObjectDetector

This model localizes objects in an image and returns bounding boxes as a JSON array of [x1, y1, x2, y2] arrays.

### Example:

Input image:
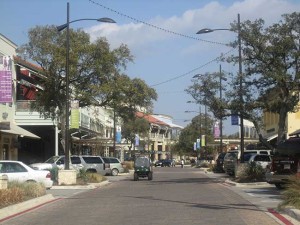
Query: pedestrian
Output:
[[181, 159, 184, 168]]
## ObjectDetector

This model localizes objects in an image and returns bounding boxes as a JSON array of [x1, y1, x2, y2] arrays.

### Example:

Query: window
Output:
[[2, 162, 27, 173], [110, 158, 119, 163], [82, 156, 103, 164], [71, 156, 81, 164], [102, 158, 110, 163]]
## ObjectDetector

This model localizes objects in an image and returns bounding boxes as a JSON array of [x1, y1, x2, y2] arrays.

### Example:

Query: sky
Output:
[[1, 0, 300, 135]]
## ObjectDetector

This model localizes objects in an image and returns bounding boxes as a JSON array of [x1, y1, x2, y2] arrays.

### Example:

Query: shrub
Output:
[[123, 161, 134, 170], [234, 162, 265, 183], [86, 173, 107, 183], [0, 182, 46, 208], [76, 169, 107, 185], [278, 176, 300, 210]]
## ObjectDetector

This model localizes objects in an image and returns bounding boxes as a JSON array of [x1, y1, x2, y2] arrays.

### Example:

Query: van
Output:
[[223, 149, 272, 175]]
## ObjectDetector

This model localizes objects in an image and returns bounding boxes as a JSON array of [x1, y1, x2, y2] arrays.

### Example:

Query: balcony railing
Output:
[[15, 100, 34, 112]]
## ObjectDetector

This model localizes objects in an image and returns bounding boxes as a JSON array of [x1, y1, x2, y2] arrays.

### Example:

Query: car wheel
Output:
[[111, 168, 119, 176]]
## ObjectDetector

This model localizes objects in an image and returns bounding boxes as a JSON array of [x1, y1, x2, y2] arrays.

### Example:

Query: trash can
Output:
[[0, 174, 8, 189]]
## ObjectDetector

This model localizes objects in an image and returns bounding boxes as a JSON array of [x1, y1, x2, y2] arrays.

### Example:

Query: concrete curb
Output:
[[0, 194, 55, 221], [51, 180, 110, 189], [281, 207, 300, 222]]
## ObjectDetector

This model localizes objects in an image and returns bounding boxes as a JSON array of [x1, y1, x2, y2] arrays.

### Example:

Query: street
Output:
[[1, 167, 297, 225]]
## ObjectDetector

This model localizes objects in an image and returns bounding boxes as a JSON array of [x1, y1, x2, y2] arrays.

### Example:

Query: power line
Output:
[[150, 48, 235, 87], [87, 0, 236, 87], [88, 0, 228, 46]]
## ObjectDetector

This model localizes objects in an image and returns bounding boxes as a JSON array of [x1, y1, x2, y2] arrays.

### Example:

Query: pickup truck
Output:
[[265, 137, 300, 189]]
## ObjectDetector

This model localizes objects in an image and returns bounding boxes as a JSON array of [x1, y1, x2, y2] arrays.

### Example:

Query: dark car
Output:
[[215, 152, 226, 172], [154, 159, 173, 167]]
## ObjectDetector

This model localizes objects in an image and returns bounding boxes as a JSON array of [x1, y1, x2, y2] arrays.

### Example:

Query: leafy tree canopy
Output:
[[187, 12, 300, 146], [17, 25, 157, 121]]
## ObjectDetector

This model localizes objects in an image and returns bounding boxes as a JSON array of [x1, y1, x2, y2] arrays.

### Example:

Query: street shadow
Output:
[[122, 195, 265, 212]]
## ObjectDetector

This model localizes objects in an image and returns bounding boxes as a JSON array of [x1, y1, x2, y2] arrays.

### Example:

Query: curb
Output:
[[0, 194, 56, 221], [51, 180, 110, 189], [281, 207, 300, 222]]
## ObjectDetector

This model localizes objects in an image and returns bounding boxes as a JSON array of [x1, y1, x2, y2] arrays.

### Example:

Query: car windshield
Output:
[[135, 157, 150, 167], [45, 156, 61, 163], [243, 153, 255, 161]]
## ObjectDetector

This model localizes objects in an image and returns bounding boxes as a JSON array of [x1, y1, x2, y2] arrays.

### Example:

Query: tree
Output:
[[121, 117, 150, 151], [174, 114, 215, 157], [17, 25, 157, 148], [187, 12, 300, 147]]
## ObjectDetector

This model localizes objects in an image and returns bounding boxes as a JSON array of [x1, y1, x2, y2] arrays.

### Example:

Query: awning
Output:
[[0, 123, 40, 139]]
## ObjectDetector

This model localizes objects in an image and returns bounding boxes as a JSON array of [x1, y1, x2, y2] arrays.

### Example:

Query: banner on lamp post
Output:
[[231, 114, 239, 125], [135, 134, 139, 146], [201, 135, 206, 147], [196, 138, 200, 150], [116, 126, 122, 143], [214, 121, 220, 138]]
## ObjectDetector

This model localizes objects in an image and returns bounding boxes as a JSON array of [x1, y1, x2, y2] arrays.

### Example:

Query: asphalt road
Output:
[[1, 167, 297, 225]]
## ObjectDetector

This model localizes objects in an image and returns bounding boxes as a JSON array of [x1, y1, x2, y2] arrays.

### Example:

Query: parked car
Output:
[[154, 159, 173, 167], [0, 160, 53, 189], [266, 137, 300, 189], [215, 152, 227, 172], [102, 157, 124, 176], [223, 149, 272, 176], [247, 154, 272, 170], [30, 155, 106, 175]]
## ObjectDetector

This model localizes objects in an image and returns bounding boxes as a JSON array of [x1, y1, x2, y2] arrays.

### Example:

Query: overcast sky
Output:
[[1, 0, 300, 134]]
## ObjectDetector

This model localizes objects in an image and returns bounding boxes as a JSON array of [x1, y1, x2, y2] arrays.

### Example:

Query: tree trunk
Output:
[[277, 107, 288, 145]]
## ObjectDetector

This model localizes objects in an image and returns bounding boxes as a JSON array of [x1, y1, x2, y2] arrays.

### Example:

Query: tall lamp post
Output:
[[219, 64, 227, 152], [196, 14, 244, 162], [57, 2, 116, 169], [185, 103, 202, 159], [192, 74, 208, 155]]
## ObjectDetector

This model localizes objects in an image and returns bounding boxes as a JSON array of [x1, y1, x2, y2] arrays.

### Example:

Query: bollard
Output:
[[0, 174, 8, 189]]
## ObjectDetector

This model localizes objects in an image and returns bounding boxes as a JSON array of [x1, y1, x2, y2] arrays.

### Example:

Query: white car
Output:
[[0, 160, 53, 189]]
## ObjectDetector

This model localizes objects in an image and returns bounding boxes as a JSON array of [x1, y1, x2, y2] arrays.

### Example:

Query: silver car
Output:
[[102, 157, 125, 176], [30, 155, 106, 176]]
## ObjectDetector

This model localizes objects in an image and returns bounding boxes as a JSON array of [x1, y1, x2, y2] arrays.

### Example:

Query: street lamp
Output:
[[196, 14, 244, 162], [192, 74, 208, 154], [185, 106, 202, 160], [219, 64, 227, 153], [57, 2, 116, 169]]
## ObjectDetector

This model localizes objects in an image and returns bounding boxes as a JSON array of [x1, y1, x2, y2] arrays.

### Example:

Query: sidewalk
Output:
[[199, 167, 300, 224]]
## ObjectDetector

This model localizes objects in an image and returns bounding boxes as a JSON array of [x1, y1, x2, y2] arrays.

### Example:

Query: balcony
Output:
[[15, 100, 56, 126]]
